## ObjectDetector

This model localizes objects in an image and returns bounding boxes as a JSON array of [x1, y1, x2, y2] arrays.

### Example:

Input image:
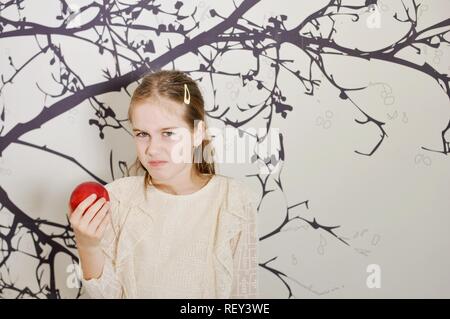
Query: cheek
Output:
[[168, 140, 193, 163]]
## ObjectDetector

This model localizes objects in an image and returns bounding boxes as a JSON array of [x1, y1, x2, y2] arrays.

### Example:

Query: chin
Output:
[[147, 166, 170, 176]]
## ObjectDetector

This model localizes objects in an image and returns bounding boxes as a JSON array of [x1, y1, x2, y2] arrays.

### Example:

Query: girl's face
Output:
[[131, 96, 203, 181]]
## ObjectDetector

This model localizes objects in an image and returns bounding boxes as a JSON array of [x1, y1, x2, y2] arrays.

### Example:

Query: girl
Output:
[[69, 70, 259, 298]]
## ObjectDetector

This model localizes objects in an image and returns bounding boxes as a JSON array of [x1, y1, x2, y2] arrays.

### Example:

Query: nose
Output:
[[145, 136, 164, 156]]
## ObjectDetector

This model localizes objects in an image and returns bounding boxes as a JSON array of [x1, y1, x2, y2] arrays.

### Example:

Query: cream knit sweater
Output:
[[81, 174, 259, 299]]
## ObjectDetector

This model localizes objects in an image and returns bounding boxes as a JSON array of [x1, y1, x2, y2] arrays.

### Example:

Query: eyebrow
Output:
[[132, 127, 178, 132]]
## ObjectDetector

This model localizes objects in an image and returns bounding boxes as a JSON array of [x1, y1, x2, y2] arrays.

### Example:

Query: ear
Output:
[[193, 120, 205, 147]]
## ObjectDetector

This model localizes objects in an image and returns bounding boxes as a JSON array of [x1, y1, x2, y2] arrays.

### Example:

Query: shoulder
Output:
[[217, 174, 259, 220], [101, 175, 149, 234], [104, 175, 144, 203], [215, 174, 249, 189], [224, 175, 259, 205]]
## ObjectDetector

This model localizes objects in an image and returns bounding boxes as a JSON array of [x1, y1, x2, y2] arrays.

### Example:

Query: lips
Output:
[[148, 160, 167, 168]]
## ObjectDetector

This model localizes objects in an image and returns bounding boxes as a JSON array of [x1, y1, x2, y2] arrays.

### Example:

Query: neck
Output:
[[151, 166, 211, 195]]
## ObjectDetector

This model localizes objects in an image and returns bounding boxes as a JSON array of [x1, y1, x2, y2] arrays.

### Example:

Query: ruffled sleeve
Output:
[[81, 180, 125, 299], [229, 184, 259, 299], [213, 178, 259, 299]]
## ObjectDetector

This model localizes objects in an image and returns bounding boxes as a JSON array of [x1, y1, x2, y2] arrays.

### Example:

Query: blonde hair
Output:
[[127, 69, 216, 192]]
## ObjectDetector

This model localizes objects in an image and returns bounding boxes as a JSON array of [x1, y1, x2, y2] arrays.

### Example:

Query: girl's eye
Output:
[[163, 131, 175, 137], [136, 132, 148, 138]]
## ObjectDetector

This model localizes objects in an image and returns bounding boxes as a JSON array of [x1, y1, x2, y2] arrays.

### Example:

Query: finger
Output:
[[88, 202, 110, 232], [70, 194, 97, 225], [80, 197, 107, 228], [95, 210, 112, 238]]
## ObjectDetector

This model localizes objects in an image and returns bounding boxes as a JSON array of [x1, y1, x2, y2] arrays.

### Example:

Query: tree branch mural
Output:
[[0, 0, 448, 298]]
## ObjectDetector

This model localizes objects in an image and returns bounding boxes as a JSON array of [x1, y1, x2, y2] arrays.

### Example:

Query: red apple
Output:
[[69, 181, 109, 214]]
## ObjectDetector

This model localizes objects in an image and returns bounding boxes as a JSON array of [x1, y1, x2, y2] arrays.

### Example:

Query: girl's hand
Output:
[[68, 194, 111, 251]]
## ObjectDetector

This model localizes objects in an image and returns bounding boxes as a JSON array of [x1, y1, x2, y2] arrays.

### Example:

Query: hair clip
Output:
[[184, 83, 191, 105]]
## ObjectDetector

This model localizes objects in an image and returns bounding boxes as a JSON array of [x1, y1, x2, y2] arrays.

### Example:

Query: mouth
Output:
[[148, 160, 168, 168]]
